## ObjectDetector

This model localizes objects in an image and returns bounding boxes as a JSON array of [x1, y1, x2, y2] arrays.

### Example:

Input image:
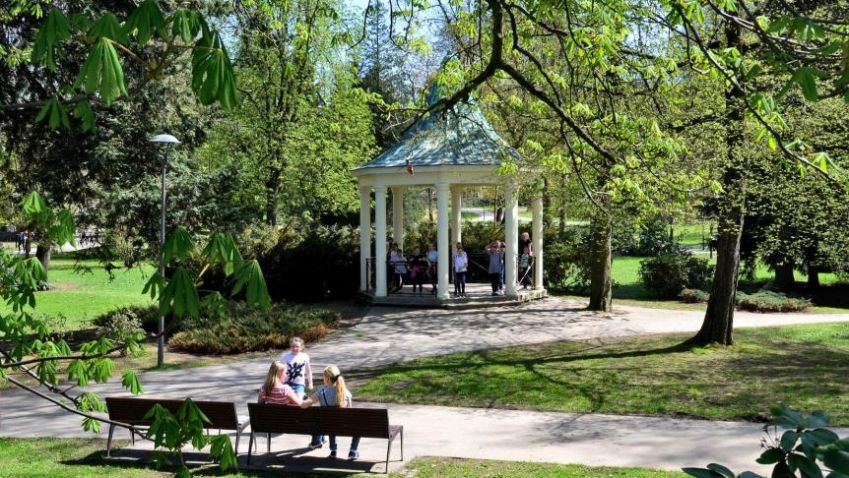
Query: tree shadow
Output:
[[347, 337, 698, 413], [63, 446, 369, 477]]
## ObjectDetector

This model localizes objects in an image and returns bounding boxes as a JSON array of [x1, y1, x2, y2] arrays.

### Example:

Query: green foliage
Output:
[[93, 306, 153, 340], [26, 2, 237, 123], [639, 255, 714, 299], [680, 288, 710, 303], [144, 398, 236, 475], [683, 406, 849, 478], [543, 226, 593, 293], [169, 301, 338, 354], [241, 222, 361, 302], [735, 290, 811, 313]]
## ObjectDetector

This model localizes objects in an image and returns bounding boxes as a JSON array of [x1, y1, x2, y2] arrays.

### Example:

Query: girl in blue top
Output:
[[301, 365, 360, 460]]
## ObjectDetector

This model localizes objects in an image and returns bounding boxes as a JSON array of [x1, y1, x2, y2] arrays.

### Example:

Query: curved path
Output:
[[2, 297, 848, 473]]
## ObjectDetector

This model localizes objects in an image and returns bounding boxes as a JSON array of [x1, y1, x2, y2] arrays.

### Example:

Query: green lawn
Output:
[[599, 255, 846, 312], [354, 322, 849, 425], [0, 258, 154, 330], [0, 438, 684, 478], [674, 222, 709, 247]]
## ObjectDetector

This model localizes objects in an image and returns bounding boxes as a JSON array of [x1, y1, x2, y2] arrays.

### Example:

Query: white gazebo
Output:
[[353, 95, 545, 305]]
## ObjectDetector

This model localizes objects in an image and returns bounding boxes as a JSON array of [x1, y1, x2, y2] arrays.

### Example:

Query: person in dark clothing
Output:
[[408, 246, 428, 295], [486, 241, 504, 295]]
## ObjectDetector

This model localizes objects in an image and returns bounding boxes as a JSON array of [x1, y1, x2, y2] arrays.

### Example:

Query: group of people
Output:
[[387, 232, 534, 297], [387, 242, 439, 295], [14, 230, 29, 252], [258, 337, 360, 460]]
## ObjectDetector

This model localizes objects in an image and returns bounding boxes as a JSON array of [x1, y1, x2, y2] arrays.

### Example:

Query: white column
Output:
[[374, 185, 388, 297], [532, 192, 544, 290], [391, 186, 405, 250], [451, 186, 462, 245], [436, 183, 451, 300], [504, 178, 519, 298], [359, 186, 371, 291]]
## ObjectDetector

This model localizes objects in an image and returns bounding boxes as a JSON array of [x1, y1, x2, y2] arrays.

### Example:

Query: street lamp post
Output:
[[149, 134, 180, 368]]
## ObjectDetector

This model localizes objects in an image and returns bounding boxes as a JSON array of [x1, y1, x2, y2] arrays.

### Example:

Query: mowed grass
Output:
[[354, 322, 849, 424], [0, 258, 154, 330], [0, 438, 684, 478], [600, 256, 845, 312]]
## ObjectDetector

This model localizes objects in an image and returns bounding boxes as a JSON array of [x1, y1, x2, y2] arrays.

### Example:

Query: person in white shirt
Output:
[[278, 336, 313, 397], [452, 242, 468, 297]]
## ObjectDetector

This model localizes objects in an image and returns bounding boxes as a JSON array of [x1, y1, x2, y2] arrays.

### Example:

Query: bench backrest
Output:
[[105, 397, 239, 430], [248, 403, 391, 439]]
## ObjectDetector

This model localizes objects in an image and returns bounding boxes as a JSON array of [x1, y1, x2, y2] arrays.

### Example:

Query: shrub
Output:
[[680, 288, 709, 303], [735, 290, 811, 312], [241, 223, 359, 302], [544, 226, 592, 293], [94, 305, 158, 338], [614, 220, 680, 256], [169, 301, 339, 354], [640, 255, 715, 299]]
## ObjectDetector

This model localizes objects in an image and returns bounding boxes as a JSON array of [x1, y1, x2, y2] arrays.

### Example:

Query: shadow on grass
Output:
[[348, 339, 698, 412], [63, 447, 368, 477], [350, 334, 849, 424]]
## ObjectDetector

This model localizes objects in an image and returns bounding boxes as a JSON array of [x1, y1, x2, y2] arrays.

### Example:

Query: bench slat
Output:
[[248, 403, 392, 439], [105, 397, 240, 430]]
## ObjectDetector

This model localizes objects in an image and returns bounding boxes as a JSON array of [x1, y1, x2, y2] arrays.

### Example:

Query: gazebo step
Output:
[[357, 284, 547, 309]]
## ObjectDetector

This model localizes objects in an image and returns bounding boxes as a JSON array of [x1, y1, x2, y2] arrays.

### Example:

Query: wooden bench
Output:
[[247, 403, 403, 473], [104, 397, 250, 457]]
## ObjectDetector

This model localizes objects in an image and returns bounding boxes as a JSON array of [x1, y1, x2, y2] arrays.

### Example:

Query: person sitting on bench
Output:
[[259, 360, 303, 406], [300, 365, 360, 460]]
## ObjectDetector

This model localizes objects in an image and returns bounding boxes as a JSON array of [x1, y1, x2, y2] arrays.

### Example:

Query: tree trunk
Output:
[[774, 260, 795, 291], [35, 244, 51, 275], [694, 22, 745, 346], [588, 212, 613, 311], [265, 166, 282, 226], [807, 264, 820, 289]]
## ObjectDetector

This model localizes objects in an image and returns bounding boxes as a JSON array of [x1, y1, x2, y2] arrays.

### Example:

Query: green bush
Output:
[[240, 223, 359, 302], [613, 220, 679, 256], [543, 226, 592, 293], [639, 255, 715, 299], [169, 301, 339, 354], [735, 290, 811, 312], [94, 305, 158, 338], [680, 288, 709, 303]]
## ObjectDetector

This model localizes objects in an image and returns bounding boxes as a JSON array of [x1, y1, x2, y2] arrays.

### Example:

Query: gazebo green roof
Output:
[[355, 99, 519, 171]]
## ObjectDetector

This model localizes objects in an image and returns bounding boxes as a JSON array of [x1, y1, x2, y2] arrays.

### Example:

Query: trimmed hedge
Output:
[[169, 301, 339, 354], [680, 288, 710, 303], [735, 290, 811, 313]]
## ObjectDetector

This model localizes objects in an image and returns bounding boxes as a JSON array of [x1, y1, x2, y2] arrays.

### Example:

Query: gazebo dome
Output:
[[355, 92, 518, 171]]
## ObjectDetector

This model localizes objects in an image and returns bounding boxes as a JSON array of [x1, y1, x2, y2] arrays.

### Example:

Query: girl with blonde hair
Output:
[[258, 360, 302, 405], [301, 365, 360, 460]]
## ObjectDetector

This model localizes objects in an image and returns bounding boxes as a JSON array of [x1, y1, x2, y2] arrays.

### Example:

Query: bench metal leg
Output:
[[106, 424, 115, 457], [247, 432, 254, 464], [401, 429, 404, 461], [267, 432, 271, 454], [385, 440, 392, 474]]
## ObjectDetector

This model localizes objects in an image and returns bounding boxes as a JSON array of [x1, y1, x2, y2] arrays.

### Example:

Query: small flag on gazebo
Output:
[[405, 159, 415, 175]]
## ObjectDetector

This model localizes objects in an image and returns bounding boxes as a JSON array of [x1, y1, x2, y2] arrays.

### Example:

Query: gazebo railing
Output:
[[365, 255, 535, 294]]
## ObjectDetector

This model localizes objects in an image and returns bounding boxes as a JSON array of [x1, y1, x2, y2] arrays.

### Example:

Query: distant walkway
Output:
[[2, 297, 848, 472]]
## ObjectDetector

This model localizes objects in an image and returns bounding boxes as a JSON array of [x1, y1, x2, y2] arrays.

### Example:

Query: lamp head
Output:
[[149, 134, 180, 144]]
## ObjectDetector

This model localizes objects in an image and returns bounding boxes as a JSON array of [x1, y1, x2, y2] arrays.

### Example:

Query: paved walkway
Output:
[[2, 297, 848, 473]]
